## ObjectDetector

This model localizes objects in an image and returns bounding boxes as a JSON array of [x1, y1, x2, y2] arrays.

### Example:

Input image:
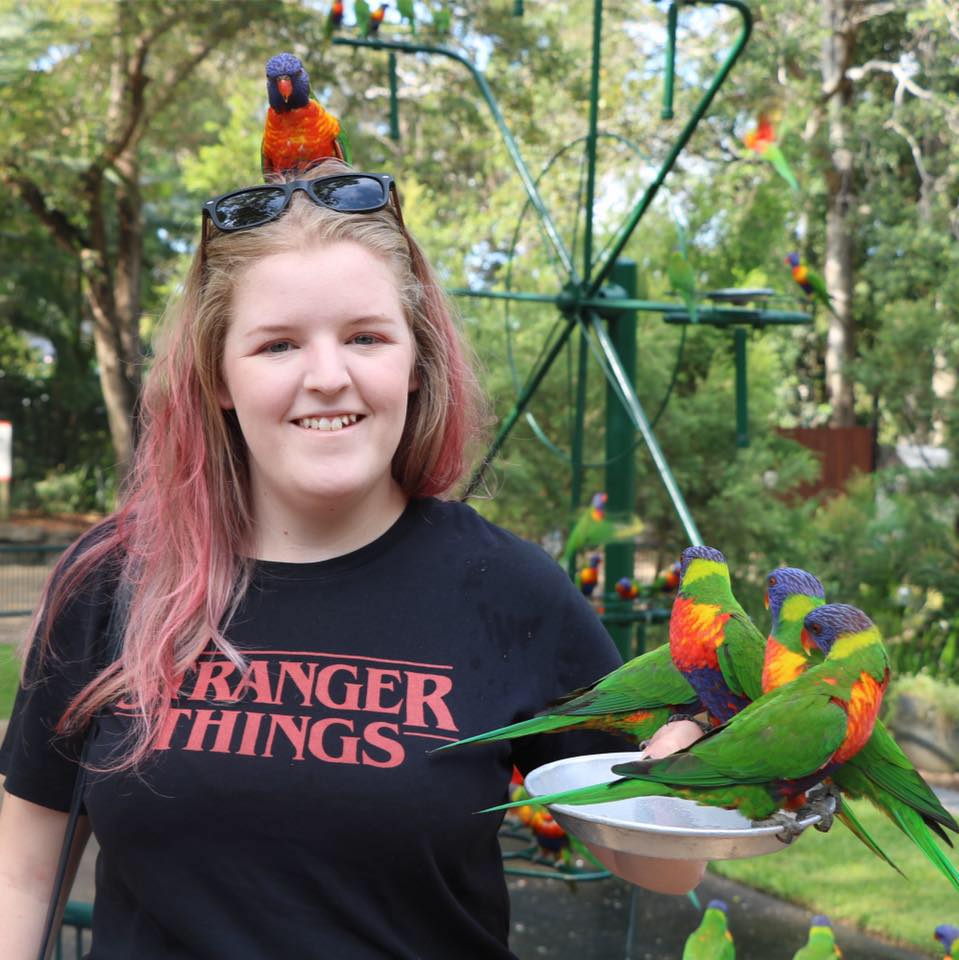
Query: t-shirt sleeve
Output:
[[507, 548, 636, 777], [0, 563, 114, 812]]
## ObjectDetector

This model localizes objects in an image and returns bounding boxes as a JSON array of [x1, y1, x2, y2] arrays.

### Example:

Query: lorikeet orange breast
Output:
[[262, 101, 342, 176]]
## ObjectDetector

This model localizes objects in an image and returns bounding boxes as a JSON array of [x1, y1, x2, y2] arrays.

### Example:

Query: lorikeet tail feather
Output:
[[835, 804, 905, 878], [888, 805, 959, 893], [482, 777, 666, 813], [430, 714, 582, 752]]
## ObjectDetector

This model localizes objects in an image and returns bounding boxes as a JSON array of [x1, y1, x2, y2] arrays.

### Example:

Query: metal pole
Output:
[[582, 0, 603, 279], [734, 327, 749, 447], [604, 260, 639, 656]]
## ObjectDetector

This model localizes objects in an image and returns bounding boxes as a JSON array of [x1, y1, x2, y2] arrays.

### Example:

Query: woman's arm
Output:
[[0, 789, 91, 960], [581, 719, 709, 894]]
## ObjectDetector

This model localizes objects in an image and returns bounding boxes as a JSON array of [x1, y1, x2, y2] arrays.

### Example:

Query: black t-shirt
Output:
[[0, 498, 625, 960]]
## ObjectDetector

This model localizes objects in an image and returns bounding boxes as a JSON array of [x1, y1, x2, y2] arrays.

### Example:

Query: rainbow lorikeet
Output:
[[764, 568, 959, 892], [936, 924, 959, 959], [683, 899, 735, 960], [561, 492, 644, 567], [323, 1, 344, 41], [785, 252, 838, 317], [397, 0, 416, 32], [669, 545, 766, 724], [792, 915, 841, 960], [578, 553, 601, 597], [744, 113, 800, 192], [615, 577, 639, 600], [488, 604, 891, 824], [431, 4, 451, 34], [367, 2, 388, 36], [262, 53, 348, 176], [432, 641, 700, 752]]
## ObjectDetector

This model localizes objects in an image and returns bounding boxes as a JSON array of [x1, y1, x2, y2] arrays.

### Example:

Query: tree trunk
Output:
[[821, 0, 857, 427]]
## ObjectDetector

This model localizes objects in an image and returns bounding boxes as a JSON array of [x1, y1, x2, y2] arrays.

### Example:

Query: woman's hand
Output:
[[581, 719, 709, 895]]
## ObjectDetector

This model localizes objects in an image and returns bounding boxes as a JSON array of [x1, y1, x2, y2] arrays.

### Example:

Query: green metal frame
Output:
[[334, 3, 809, 604]]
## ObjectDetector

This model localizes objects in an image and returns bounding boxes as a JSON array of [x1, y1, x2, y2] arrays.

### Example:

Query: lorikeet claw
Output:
[[666, 713, 712, 734], [797, 783, 841, 833], [751, 811, 807, 845]]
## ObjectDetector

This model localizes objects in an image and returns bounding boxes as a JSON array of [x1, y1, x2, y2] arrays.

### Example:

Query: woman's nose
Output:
[[302, 346, 352, 394]]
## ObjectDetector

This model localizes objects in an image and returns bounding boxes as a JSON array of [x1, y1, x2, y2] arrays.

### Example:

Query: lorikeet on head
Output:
[[764, 568, 959, 891], [792, 915, 841, 959], [261, 53, 347, 176], [431, 641, 700, 752], [936, 924, 959, 959], [744, 113, 800, 192], [683, 899, 735, 960], [669, 545, 766, 724], [785, 252, 838, 317], [488, 604, 891, 824]]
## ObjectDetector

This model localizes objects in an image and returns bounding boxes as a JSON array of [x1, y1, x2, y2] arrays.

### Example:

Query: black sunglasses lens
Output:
[[214, 188, 287, 229], [311, 176, 387, 212]]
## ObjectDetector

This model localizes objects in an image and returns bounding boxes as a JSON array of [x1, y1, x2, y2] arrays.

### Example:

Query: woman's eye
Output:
[[263, 341, 294, 354], [351, 333, 379, 345]]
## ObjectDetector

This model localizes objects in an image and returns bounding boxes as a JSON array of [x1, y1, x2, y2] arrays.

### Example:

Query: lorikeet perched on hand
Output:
[[764, 568, 959, 891], [669, 545, 766, 724], [431, 641, 700, 751], [683, 900, 735, 960], [936, 924, 959, 959], [792, 915, 841, 960], [744, 113, 800, 192], [262, 53, 347, 176], [487, 604, 891, 824], [785, 252, 838, 317]]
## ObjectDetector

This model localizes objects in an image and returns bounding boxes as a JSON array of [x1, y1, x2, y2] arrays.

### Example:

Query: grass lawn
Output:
[[0, 643, 22, 719], [711, 799, 958, 956]]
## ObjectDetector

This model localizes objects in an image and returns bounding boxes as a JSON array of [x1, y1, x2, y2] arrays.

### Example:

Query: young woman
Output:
[[0, 161, 703, 959]]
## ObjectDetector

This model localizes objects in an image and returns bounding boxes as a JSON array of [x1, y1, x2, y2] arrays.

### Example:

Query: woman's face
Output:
[[219, 240, 418, 527]]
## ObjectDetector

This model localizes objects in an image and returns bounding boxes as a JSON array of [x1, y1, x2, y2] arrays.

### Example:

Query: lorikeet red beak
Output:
[[800, 627, 818, 655], [277, 75, 293, 102]]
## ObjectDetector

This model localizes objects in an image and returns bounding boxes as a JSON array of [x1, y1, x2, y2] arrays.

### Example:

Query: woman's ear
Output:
[[217, 378, 235, 410]]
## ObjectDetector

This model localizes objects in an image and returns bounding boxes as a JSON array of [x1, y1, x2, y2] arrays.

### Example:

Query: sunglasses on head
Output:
[[201, 173, 404, 233]]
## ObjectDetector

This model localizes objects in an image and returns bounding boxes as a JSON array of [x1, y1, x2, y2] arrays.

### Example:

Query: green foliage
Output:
[[0, 644, 21, 721], [23, 463, 116, 515], [885, 671, 959, 726]]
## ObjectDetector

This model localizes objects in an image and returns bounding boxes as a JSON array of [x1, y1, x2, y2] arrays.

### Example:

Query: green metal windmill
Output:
[[333, 1, 810, 654]]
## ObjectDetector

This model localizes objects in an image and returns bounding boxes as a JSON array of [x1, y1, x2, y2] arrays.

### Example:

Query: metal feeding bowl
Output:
[[524, 752, 821, 861]]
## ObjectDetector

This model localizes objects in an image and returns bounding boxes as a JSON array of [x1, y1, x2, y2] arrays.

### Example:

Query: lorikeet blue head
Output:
[[936, 924, 959, 955], [679, 544, 726, 581], [801, 603, 873, 656], [785, 251, 801, 268], [706, 899, 729, 913], [266, 52, 311, 111], [810, 915, 832, 928], [764, 567, 825, 624]]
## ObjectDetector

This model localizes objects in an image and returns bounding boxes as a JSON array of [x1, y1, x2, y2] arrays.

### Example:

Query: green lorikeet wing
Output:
[[792, 916, 841, 959], [433, 642, 700, 751], [683, 900, 735, 960], [397, 0, 416, 31], [354, 0, 371, 35], [761, 144, 800, 192]]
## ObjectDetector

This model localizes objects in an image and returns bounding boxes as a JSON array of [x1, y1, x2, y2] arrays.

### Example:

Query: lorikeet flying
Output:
[[935, 924, 959, 959], [764, 567, 959, 891], [487, 604, 891, 823], [262, 53, 347, 176], [683, 899, 735, 960], [560, 492, 644, 567], [785, 252, 838, 317], [669, 545, 766, 724], [431, 641, 700, 752], [744, 113, 800, 192], [792, 915, 841, 960]]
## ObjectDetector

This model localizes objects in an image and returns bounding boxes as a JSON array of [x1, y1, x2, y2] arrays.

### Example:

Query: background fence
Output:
[[0, 544, 69, 617]]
